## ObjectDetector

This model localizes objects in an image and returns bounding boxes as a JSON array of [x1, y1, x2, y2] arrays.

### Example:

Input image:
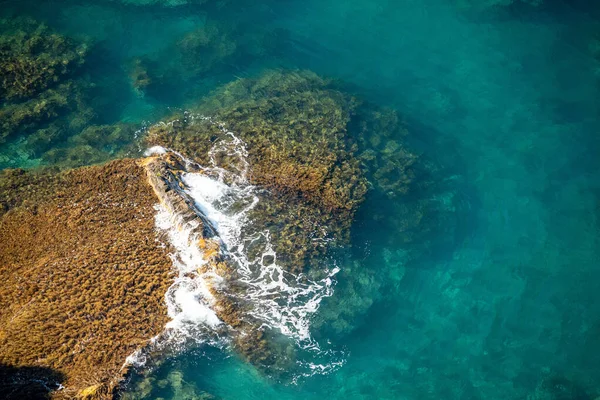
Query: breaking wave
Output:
[[131, 116, 343, 377]]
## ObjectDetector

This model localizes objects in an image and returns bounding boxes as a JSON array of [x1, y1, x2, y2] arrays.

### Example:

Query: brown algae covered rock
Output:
[[146, 71, 371, 273], [145, 70, 423, 277], [137, 70, 423, 377], [0, 159, 174, 399]]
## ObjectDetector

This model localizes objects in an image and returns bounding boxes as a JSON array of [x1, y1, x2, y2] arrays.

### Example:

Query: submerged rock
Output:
[[0, 17, 87, 102], [0, 18, 101, 170], [129, 19, 287, 102], [41, 123, 139, 169]]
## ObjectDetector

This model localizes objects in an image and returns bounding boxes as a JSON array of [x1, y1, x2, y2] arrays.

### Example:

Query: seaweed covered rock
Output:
[[146, 70, 373, 274], [352, 106, 417, 198], [148, 70, 368, 214], [0, 17, 87, 102], [128, 58, 153, 95], [0, 159, 174, 399]]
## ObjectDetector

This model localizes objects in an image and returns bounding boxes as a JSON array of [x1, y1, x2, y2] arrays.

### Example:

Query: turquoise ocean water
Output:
[[2, 0, 600, 398]]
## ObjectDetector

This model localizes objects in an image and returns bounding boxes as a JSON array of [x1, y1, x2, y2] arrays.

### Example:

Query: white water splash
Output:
[[134, 116, 342, 375], [177, 121, 339, 345], [154, 203, 222, 330]]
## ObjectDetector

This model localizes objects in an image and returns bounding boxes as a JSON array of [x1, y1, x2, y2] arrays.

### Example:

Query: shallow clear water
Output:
[[2, 0, 600, 398]]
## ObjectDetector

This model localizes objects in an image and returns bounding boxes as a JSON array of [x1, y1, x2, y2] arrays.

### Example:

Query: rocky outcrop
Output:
[[0, 159, 173, 399]]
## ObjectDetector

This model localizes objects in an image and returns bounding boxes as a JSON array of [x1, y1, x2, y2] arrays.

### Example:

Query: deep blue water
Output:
[[2, 0, 600, 399]]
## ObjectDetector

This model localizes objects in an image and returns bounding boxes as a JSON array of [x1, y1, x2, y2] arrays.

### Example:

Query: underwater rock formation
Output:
[[0, 159, 174, 399], [177, 22, 238, 79], [128, 58, 153, 96], [121, 369, 218, 400], [0, 80, 92, 144], [41, 123, 139, 169], [0, 17, 87, 102], [127, 19, 287, 102], [0, 18, 103, 170]]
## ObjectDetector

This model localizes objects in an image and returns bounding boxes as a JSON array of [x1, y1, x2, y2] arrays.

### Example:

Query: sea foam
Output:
[[133, 116, 342, 375]]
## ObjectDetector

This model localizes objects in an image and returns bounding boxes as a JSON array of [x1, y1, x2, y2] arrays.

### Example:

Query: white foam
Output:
[[141, 116, 342, 377], [154, 203, 222, 334], [144, 145, 167, 156], [178, 131, 338, 345]]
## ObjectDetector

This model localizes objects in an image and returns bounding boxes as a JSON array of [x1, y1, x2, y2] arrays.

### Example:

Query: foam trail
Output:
[[154, 204, 222, 330], [136, 117, 342, 376], [179, 129, 339, 346]]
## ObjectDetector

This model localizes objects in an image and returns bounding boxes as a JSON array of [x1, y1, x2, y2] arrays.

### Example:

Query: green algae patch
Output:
[[0, 159, 174, 399]]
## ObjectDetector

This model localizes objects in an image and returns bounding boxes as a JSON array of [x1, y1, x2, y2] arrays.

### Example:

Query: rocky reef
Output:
[[141, 70, 432, 370], [146, 71, 372, 272], [0, 159, 174, 399], [0, 68, 428, 396]]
